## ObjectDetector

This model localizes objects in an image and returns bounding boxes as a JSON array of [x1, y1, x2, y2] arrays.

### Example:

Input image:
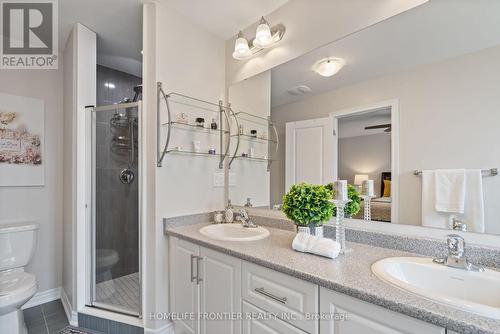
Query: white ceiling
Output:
[[165, 0, 289, 39], [271, 0, 500, 107], [338, 108, 391, 139], [59, 0, 143, 76]]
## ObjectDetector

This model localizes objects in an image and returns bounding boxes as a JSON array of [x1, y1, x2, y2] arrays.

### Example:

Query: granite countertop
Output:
[[165, 222, 500, 334]]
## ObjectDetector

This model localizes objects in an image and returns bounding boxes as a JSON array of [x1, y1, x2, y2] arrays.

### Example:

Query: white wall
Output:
[[0, 61, 63, 292], [228, 71, 271, 207], [338, 133, 391, 198], [225, 0, 429, 84], [142, 1, 226, 332], [62, 23, 96, 323], [272, 45, 500, 234]]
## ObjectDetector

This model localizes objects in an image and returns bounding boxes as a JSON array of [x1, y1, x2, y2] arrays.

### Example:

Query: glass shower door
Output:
[[89, 102, 141, 317]]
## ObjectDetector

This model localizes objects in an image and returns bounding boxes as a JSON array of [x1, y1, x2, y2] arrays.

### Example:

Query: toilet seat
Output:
[[0, 270, 37, 313]]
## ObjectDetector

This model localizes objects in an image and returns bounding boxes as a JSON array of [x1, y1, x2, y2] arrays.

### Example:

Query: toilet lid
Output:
[[0, 271, 36, 296]]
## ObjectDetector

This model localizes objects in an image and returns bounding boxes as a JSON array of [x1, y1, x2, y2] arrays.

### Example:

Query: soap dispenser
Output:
[[225, 199, 234, 223]]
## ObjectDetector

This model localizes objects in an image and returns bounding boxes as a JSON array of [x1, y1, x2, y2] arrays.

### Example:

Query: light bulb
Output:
[[232, 31, 251, 60], [314, 58, 346, 77], [253, 17, 273, 48]]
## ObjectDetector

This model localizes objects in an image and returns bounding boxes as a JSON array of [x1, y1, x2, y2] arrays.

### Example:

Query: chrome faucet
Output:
[[237, 209, 257, 228], [451, 218, 467, 231], [433, 234, 484, 272]]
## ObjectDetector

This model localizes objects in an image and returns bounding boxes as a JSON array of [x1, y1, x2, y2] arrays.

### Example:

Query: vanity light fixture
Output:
[[232, 16, 286, 60], [314, 57, 346, 77], [254, 17, 273, 48], [232, 31, 252, 60]]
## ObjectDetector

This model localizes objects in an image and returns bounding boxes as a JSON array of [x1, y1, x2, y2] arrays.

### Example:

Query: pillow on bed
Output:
[[383, 180, 391, 197]]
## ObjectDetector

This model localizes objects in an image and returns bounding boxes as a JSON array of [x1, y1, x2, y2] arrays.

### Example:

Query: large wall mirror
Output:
[[226, 1, 500, 236]]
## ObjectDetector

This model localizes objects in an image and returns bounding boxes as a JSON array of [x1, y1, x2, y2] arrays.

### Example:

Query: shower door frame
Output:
[[88, 101, 143, 318]]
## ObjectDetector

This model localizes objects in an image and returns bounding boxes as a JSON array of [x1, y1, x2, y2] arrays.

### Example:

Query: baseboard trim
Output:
[[61, 288, 78, 326], [144, 322, 174, 334], [22, 287, 61, 310]]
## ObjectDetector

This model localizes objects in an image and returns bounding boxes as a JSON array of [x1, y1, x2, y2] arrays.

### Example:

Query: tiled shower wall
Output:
[[95, 65, 142, 282]]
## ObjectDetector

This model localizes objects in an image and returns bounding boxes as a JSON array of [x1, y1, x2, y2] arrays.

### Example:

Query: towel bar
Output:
[[413, 168, 498, 176]]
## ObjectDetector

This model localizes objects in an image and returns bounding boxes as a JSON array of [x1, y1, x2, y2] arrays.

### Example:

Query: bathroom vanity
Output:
[[165, 222, 500, 334]]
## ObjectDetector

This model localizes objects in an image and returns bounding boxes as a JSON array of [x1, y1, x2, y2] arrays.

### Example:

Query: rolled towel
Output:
[[292, 232, 341, 259]]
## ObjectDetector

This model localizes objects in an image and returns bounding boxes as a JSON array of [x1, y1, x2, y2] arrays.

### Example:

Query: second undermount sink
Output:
[[371, 257, 500, 319], [199, 224, 270, 242]]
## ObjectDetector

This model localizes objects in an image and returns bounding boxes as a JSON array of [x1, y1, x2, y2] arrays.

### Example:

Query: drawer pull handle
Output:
[[196, 256, 203, 285], [254, 287, 287, 304], [190, 254, 197, 282]]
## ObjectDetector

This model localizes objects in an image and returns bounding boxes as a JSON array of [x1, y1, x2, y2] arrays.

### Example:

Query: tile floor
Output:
[[23, 300, 69, 334], [95, 272, 140, 314]]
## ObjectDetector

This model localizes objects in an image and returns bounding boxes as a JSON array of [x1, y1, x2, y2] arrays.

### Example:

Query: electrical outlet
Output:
[[213, 172, 224, 187]]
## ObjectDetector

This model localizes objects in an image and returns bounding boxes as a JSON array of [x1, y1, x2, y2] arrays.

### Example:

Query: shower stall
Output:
[[88, 66, 142, 316]]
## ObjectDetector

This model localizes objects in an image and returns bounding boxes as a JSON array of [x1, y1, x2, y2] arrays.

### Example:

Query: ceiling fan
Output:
[[365, 123, 392, 132]]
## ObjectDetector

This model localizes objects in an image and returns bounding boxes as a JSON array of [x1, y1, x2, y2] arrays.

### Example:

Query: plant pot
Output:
[[312, 226, 324, 238], [296, 226, 310, 234]]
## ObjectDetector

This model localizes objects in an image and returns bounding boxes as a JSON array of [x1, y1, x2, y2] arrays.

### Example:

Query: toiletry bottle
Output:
[[225, 199, 234, 223], [211, 118, 218, 130], [239, 124, 244, 135]]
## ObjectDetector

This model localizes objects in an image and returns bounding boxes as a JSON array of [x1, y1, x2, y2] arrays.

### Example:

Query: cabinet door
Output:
[[320, 288, 446, 334], [170, 237, 200, 334], [199, 247, 242, 334], [242, 301, 307, 334]]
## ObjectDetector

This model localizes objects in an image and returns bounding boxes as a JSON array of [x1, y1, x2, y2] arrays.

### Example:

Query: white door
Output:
[[285, 118, 334, 191], [319, 288, 445, 334], [170, 238, 200, 334], [199, 247, 242, 334]]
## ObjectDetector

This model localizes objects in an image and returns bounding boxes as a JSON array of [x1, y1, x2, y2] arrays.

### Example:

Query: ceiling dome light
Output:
[[232, 31, 252, 60], [253, 17, 273, 48], [314, 58, 346, 77]]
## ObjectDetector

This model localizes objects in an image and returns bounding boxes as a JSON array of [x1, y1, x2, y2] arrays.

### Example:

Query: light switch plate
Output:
[[213, 172, 224, 187]]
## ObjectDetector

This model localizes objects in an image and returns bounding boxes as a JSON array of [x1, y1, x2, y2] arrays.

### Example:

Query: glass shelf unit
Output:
[[166, 150, 224, 158], [163, 121, 229, 135], [230, 133, 277, 144]]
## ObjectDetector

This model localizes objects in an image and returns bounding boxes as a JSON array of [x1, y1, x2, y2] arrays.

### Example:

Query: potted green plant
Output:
[[325, 183, 362, 218], [282, 183, 334, 236]]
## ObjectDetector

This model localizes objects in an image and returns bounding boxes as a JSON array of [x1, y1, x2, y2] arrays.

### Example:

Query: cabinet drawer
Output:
[[242, 301, 307, 334], [242, 262, 318, 334]]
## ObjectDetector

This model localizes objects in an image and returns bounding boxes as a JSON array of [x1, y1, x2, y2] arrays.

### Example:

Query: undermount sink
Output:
[[199, 224, 270, 242], [372, 257, 500, 320]]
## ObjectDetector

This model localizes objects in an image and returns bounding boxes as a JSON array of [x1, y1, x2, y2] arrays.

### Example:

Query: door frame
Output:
[[330, 99, 400, 223]]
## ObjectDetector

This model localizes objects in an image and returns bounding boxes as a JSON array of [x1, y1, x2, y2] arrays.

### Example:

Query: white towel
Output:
[[421, 170, 485, 232], [292, 233, 341, 259], [434, 169, 466, 213]]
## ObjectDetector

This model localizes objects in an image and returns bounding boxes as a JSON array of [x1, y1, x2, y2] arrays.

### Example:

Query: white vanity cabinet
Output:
[[169, 237, 242, 334], [319, 288, 446, 334], [169, 237, 448, 334]]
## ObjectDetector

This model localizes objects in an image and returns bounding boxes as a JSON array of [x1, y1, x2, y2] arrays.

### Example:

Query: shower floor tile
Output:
[[95, 272, 140, 314]]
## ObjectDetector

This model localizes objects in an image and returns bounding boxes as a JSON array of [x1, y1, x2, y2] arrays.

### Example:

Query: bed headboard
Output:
[[381, 172, 391, 197]]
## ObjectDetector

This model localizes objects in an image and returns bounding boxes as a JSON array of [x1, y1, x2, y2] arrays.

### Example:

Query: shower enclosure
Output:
[[88, 66, 142, 316]]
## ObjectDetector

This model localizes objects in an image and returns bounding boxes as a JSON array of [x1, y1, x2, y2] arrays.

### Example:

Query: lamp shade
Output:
[[253, 17, 273, 48], [354, 174, 369, 186], [314, 57, 346, 77], [232, 31, 251, 60]]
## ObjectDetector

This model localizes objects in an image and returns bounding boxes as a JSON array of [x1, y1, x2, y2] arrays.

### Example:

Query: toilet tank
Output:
[[0, 222, 39, 271]]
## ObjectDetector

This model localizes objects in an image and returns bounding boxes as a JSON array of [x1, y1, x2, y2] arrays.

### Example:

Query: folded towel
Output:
[[461, 170, 485, 233], [292, 233, 341, 259], [422, 169, 485, 232], [434, 169, 466, 213]]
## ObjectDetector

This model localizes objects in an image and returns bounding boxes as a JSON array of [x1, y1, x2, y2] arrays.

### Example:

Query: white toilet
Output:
[[0, 222, 39, 334]]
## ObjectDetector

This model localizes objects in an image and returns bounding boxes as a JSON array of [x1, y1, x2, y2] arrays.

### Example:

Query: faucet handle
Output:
[[446, 234, 465, 257], [452, 218, 468, 231], [239, 209, 249, 220]]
